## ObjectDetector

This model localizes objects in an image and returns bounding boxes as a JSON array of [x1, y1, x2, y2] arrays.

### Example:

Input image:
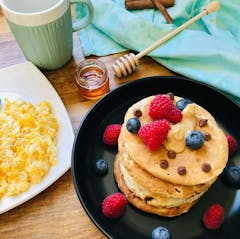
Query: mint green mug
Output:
[[1, 0, 94, 70]]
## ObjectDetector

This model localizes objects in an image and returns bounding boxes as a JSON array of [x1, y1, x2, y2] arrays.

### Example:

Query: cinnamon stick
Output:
[[151, 0, 173, 23], [125, 0, 174, 10]]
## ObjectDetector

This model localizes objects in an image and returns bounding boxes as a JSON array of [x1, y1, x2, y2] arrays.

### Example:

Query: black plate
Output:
[[71, 76, 240, 239]]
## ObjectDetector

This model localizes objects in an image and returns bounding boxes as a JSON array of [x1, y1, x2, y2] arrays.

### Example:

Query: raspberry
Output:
[[138, 119, 170, 151], [103, 124, 121, 145], [226, 134, 238, 156], [149, 95, 182, 123], [102, 192, 128, 219], [167, 106, 183, 123], [149, 95, 172, 120], [202, 204, 224, 230]]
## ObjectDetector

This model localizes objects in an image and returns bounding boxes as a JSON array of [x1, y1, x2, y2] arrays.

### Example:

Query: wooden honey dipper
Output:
[[112, 1, 220, 78]]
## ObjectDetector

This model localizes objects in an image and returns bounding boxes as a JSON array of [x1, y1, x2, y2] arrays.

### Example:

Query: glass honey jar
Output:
[[75, 59, 109, 100]]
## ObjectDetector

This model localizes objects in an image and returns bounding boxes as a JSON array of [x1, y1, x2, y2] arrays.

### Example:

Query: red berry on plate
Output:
[[202, 204, 224, 230], [149, 94, 182, 123], [226, 134, 238, 156], [138, 119, 170, 151], [103, 124, 121, 145], [102, 192, 128, 219]]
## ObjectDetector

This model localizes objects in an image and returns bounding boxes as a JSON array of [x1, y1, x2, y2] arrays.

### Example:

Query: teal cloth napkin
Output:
[[75, 0, 240, 103]]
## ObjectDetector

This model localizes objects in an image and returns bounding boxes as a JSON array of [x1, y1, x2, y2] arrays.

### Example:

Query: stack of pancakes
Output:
[[114, 95, 228, 217]]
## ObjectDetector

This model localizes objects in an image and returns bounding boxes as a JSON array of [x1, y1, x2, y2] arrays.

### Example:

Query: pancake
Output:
[[113, 93, 229, 217], [114, 154, 199, 217], [118, 141, 216, 200], [120, 95, 228, 186], [117, 152, 210, 208]]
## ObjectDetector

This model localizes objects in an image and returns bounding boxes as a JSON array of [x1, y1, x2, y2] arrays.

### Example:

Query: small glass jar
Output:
[[75, 59, 109, 100]]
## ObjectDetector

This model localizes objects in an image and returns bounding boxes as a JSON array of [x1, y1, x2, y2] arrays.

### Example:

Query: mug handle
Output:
[[70, 0, 94, 32]]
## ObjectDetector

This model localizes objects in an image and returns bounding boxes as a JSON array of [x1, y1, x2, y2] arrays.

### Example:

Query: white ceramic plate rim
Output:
[[0, 61, 74, 214]]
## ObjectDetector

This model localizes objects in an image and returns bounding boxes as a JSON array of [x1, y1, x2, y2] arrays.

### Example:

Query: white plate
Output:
[[0, 62, 74, 214]]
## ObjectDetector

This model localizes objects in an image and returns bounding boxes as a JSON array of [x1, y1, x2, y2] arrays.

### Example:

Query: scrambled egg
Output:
[[0, 99, 59, 198]]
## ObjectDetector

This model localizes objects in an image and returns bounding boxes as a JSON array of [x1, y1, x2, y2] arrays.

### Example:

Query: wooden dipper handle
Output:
[[204, 1, 220, 14], [136, 1, 220, 60]]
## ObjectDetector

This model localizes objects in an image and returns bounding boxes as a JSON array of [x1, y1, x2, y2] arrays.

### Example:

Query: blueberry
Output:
[[126, 118, 141, 134], [94, 159, 108, 176], [186, 130, 205, 149], [222, 166, 240, 189], [176, 98, 193, 111], [152, 226, 170, 239]]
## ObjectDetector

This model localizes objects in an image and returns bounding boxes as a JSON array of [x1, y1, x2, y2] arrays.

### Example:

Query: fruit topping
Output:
[[199, 119, 208, 127], [159, 160, 169, 169], [133, 109, 142, 118], [126, 118, 141, 134], [221, 166, 240, 189], [176, 98, 193, 111], [202, 204, 224, 230], [138, 119, 170, 151], [149, 95, 182, 123], [177, 166, 187, 175], [167, 107, 183, 124], [94, 159, 108, 176], [226, 134, 238, 156], [152, 226, 171, 239], [185, 130, 205, 149], [201, 162, 211, 173], [102, 192, 128, 219], [103, 124, 121, 146]]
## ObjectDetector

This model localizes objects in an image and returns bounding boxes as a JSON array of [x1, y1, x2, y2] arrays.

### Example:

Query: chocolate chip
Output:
[[175, 188, 181, 193], [144, 196, 153, 202], [199, 119, 208, 127], [159, 159, 169, 169], [178, 166, 186, 175], [201, 162, 211, 172], [133, 109, 142, 118], [204, 133, 211, 141], [167, 92, 174, 100], [167, 150, 176, 159]]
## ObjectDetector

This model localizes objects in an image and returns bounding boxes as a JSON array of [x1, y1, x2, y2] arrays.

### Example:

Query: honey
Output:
[[75, 59, 109, 100]]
